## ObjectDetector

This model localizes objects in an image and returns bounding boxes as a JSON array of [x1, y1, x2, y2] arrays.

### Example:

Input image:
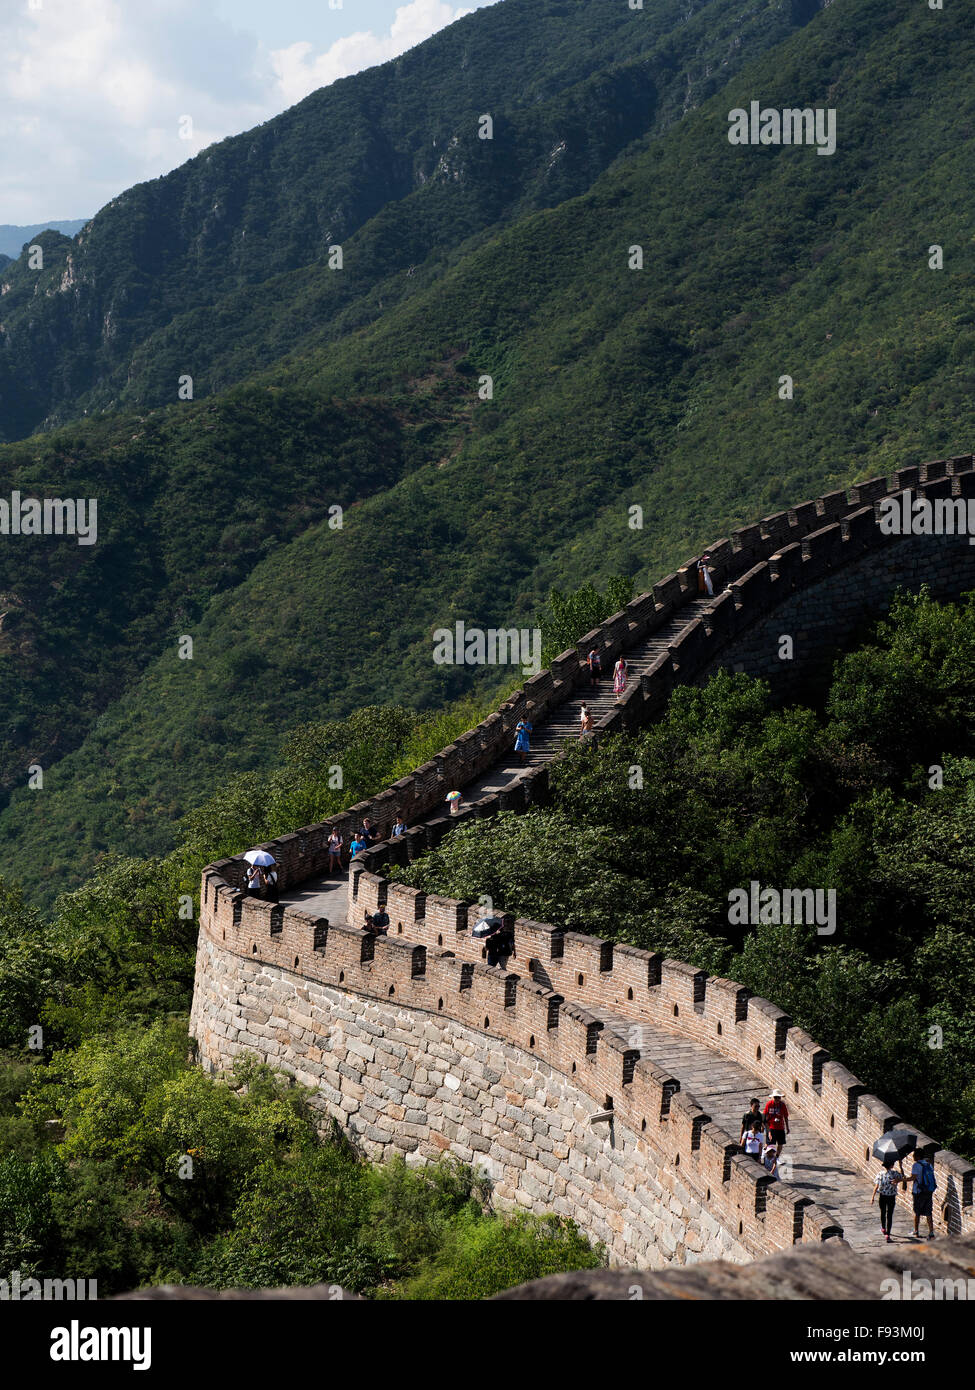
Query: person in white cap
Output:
[[763, 1089, 790, 1156]]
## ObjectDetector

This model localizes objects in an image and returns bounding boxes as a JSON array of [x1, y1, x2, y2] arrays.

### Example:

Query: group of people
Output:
[[872, 1150, 938, 1242], [586, 649, 629, 697], [362, 905, 390, 935], [325, 814, 409, 873], [739, 1093, 790, 1181], [243, 860, 279, 901]]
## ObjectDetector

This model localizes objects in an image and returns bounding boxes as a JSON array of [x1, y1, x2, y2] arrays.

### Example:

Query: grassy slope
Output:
[[1, 0, 973, 896]]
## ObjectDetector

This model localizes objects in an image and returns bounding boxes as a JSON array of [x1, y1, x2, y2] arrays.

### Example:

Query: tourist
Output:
[[613, 656, 628, 699], [743, 1124, 764, 1160], [907, 1148, 937, 1239], [763, 1089, 790, 1155], [349, 833, 366, 858], [473, 913, 510, 968], [697, 554, 714, 596], [514, 718, 532, 765], [761, 1140, 779, 1181], [740, 1098, 764, 1149], [871, 1158, 906, 1242], [587, 647, 602, 686], [392, 814, 407, 837], [580, 703, 593, 736], [244, 858, 278, 902], [360, 817, 379, 845], [327, 828, 343, 873], [364, 907, 389, 935]]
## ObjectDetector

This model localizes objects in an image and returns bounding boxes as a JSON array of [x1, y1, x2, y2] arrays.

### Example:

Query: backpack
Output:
[[919, 1161, 937, 1193]]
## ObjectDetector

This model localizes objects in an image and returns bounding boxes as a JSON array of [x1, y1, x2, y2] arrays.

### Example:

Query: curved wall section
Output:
[[191, 898, 845, 1266], [192, 454, 975, 1267], [191, 932, 751, 1267]]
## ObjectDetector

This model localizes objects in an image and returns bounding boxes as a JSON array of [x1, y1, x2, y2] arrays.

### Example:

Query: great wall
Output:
[[190, 455, 975, 1274]]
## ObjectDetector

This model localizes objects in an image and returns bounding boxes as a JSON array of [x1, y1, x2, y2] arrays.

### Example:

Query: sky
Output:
[[1, 0, 498, 224]]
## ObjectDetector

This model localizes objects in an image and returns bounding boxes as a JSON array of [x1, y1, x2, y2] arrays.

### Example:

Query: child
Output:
[[743, 1124, 764, 1160]]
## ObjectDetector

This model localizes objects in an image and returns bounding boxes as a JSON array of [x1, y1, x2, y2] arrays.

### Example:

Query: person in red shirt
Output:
[[763, 1090, 790, 1156]]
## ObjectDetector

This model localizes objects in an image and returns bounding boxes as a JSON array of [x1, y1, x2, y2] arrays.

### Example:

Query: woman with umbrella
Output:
[[244, 849, 279, 902], [472, 912, 510, 968], [870, 1130, 914, 1242]]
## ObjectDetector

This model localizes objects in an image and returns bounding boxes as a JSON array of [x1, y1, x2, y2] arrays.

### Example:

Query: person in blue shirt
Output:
[[907, 1148, 937, 1239]]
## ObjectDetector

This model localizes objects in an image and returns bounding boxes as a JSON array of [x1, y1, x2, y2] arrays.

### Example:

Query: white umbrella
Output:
[[244, 849, 276, 867]]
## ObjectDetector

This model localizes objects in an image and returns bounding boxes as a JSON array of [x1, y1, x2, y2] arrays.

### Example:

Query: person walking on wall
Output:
[[327, 828, 343, 874], [907, 1148, 938, 1239], [740, 1098, 764, 1149], [743, 1124, 764, 1161], [514, 718, 532, 766], [761, 1140, 779, 1181], [697, 554, 714, 596], [872, 1158, 906, 1242], [613, 656, 628, 700], [349, 833, 366, 859], [392, 814, 407, 838], [587, 647, 602, 687], [580, 703, 593, 736], [763, 1089, 790, 1156]]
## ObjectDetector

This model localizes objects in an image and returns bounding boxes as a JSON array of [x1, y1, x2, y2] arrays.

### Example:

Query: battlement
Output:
[[195, 454, 975, 1263]]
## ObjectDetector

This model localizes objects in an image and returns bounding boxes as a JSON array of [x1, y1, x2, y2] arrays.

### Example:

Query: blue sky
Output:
[[1, 0, 498, 223]]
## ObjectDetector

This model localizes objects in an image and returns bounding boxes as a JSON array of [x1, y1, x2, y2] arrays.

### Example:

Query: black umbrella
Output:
[[472, 916, 504, 938], [872, 1130, 917, 1162]]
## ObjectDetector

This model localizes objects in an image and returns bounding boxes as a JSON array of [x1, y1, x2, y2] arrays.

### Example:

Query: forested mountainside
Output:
[[0, 222, 88, 260], [0, 0, 824, 440], [0, 0, 972, 896]]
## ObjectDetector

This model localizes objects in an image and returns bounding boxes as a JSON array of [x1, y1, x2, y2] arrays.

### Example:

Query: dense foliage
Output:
[[0, 1023, 599, 1296], [392, 591, 975, 1160]]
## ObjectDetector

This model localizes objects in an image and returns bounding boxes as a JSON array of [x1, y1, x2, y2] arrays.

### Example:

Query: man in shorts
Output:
[[907, 1148, 937, 1239], [763, 1089, 790, 1156]]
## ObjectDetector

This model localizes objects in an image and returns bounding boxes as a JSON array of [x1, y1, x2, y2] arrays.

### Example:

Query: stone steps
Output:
[[593, 1009, 886, 1250]]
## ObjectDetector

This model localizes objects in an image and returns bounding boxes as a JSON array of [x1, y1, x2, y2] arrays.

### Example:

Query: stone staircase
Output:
[[283, 595, 715, 922]]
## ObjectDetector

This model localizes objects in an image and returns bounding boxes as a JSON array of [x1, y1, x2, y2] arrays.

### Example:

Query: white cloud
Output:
[[270, 1, 473, 108], [0, 0, 474, 223]]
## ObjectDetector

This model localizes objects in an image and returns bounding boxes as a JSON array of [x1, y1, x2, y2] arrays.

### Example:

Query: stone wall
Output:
[[192, 453, 975, 1268], [191, 932, 751, 1268], [700, 516, 975, 699]]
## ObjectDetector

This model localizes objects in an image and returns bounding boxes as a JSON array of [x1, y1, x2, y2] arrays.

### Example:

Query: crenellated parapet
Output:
[[193, 454, 975, 1265]]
